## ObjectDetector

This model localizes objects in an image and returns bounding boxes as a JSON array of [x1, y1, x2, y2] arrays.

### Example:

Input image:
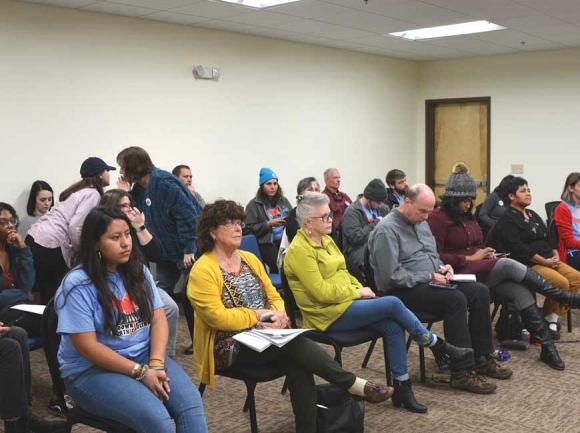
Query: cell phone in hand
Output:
[[2, 316, 23, 327], [429, 281, 458, 290], [260, 312, 275, 322]]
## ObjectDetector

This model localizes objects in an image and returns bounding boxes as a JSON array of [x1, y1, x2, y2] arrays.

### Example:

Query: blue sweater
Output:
[[131, 168, 202, 262]]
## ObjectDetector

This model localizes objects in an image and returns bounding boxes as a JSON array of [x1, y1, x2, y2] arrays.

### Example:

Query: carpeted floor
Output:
[[8, 306, 580, 433]]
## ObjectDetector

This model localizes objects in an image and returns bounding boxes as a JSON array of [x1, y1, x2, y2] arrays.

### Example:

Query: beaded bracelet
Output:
[[135, 364, 149, 382]]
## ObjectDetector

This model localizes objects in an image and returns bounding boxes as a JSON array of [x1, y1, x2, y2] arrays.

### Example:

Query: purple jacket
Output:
[[427, 207, 498, 283]]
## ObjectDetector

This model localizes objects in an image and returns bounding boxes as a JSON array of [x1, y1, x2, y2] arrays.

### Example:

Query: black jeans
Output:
[[233, 336, 356, 433], [0, 327, 31, 420], [391, 282, 494, 371], [258, 239, 281, 274], [567, 251, 580, 272]]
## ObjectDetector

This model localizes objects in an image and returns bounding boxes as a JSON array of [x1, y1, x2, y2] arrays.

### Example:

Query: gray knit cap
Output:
[[441, 162, 477, 198]]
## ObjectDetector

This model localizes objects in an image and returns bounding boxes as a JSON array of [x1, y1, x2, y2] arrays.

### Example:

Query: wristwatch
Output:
[[135, 225, 146, 233]]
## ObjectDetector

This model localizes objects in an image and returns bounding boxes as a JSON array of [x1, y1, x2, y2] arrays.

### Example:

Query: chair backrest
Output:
[[239, 235, 264, 262], [363, 245, 378, 295], [545, 201, 561, 246], [41, 298, 71, 417], [280, 266, 299, 329]]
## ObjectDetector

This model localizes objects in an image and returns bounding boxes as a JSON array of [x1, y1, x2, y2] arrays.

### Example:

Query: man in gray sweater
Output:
[[368, 184, 512, 394]]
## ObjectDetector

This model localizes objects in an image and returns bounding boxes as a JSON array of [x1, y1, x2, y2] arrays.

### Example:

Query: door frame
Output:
[[425, 96, 491, 194]]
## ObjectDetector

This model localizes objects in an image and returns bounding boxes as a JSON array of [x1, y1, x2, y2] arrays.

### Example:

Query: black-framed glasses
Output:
[[221, 221, 245, 229], [310, 212, 333, 222], [0, 218, 18, 228]]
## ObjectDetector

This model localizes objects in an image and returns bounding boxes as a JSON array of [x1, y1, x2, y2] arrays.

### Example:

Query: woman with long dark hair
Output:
[[99, 189, 180, 357], [430, 166, 580, 371], [55, 207, 207, 432], [244, 168, 292, 273], [18, 180, 54, 238], [477, 174, 515, 233], [27, 157, 114, 304]]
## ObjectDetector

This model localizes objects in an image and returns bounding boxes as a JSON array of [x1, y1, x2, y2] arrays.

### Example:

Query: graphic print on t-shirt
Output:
[[113, 292, 149, 336]]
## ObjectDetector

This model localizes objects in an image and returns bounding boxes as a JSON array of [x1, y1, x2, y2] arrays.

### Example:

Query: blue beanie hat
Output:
[[259, 167, 278, 186]]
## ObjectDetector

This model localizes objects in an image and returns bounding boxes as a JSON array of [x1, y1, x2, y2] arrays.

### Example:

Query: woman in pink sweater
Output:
[[26, 157, 115, 305]]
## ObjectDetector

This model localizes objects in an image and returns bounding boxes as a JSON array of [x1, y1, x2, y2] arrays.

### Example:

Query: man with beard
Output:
[[385, 169, 408, 208]]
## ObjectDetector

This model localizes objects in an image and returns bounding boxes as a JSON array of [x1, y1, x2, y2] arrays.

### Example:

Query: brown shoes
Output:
[[353, 381, 394, 404], [450, 369, 497, 394], [475, 355, 513, 380]]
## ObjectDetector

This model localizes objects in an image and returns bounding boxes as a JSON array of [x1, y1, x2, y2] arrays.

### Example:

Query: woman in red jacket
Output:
[[554, 173, 580, 271]]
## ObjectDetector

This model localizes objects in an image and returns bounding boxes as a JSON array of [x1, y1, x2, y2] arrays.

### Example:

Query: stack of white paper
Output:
[[452, 274, 477, 282], [233, 329, 311, 352], [10, 304, 46, 315]]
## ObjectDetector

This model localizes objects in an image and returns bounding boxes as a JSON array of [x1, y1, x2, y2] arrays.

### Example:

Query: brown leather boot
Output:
[[475, 355, 513, 380], [353, 382, 394, 404], [450, 369, 497, 394]]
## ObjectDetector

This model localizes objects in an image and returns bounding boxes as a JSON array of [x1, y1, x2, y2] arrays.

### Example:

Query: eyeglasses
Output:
[[221, 221, 245, 229], [310, 212, 333, 222], [0, 218, 18, 228]]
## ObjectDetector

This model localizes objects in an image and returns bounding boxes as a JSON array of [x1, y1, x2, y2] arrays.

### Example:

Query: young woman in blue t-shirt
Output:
[[55, 207, 207, 433]]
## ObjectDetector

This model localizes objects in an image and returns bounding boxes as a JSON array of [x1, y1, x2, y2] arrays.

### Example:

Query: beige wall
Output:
[[417, 48, 580, 215], [0, 0, 419, 214]]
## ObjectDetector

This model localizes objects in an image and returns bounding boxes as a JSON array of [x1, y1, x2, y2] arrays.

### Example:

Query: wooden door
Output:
[[426, 98, 490, 206]]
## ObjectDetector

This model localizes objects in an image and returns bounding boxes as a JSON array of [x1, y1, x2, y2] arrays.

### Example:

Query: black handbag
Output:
[[316, 384, 365, 433]]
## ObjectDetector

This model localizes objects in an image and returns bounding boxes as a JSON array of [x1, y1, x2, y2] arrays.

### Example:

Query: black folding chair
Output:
[[41, 298, 134, 433], [198, 363, 284, 433]]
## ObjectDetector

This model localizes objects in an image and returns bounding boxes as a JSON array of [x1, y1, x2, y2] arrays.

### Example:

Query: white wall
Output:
[[416, 48, 580, 217], [0, 0, 419, 216]]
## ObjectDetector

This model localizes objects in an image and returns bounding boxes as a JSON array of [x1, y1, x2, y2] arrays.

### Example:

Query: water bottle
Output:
[[521, 329, 530, 343]]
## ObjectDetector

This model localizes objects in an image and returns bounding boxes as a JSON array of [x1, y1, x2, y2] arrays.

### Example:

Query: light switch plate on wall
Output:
[[511, 164, 524, 174]]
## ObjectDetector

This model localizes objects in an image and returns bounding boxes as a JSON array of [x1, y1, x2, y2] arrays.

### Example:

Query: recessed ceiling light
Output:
[[211, 0, 301, 9], [388, 20, 506, 41]]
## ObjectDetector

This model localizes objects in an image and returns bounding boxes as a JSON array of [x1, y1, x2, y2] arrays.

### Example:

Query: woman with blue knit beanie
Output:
[[244, 168, 292, 273]]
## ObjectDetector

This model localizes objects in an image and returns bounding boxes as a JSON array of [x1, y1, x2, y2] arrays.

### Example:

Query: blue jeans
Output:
[[64, 353, 207, 433], [0, 289, 29, 309], [327, 297, 433, 380]]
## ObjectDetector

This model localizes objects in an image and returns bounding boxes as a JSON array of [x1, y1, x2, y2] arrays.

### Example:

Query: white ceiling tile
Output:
[[374, 1, 474, 27], [141, 11, 209, 25], [309, 22, 377, 40], [276, 18, 335, 33], [510, 0, 580, 15], [421, 0, 541, 21], [285, 33, 336, 44], [424, 36, 520, 55], [470, 29, 567, 50], [170, 0, 249, 19], [317, 10, 412, 33], [108, 0, 199, 10], [224, 10, 302, 26], [320, 0, 422, 15], [80, 1, 158, 16], [192, 19, 258, 32], [353, 34, 422, 50], [268, 0, 352, 19], [495, 14, 568, 31], [21, 0, 97, 7], [243, 27, 299, 38]]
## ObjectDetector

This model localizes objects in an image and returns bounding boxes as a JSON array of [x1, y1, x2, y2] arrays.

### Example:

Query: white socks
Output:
[[348, 378, 368, 396], [545, 313, 559, 331]]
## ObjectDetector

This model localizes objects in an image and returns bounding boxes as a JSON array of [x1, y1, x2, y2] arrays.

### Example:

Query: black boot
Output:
[[391, 379, 427, 413], [522, 268, 580, 308], [26, 413, 67, 433], [519, 304, 565, 370], [429, 337, 474, 362]]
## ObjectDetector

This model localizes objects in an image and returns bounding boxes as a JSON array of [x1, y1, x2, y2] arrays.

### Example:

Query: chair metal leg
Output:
[[198, 383, 206, 397], [243, 381, 259, 433], [333, 346, 343, 365], [419, 346, 426, 383], [281, 378, 288, 395], [567, 309, 573, 333], [490, 302, 500, 322], [362, 338, 377, 368], [381, 337, 392, 386]]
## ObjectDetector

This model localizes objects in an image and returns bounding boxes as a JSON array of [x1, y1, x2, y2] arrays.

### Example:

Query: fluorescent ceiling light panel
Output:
[[388, 20, 506, 40], [211, 0, 301, 9]]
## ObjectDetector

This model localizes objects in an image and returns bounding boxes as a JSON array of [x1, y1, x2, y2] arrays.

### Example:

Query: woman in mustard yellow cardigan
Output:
[[284, 193, 473, 413], [187, 200, 393, 433]]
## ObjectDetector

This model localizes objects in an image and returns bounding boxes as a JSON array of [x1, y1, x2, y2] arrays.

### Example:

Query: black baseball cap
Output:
[[80, 157, 116, 178]]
